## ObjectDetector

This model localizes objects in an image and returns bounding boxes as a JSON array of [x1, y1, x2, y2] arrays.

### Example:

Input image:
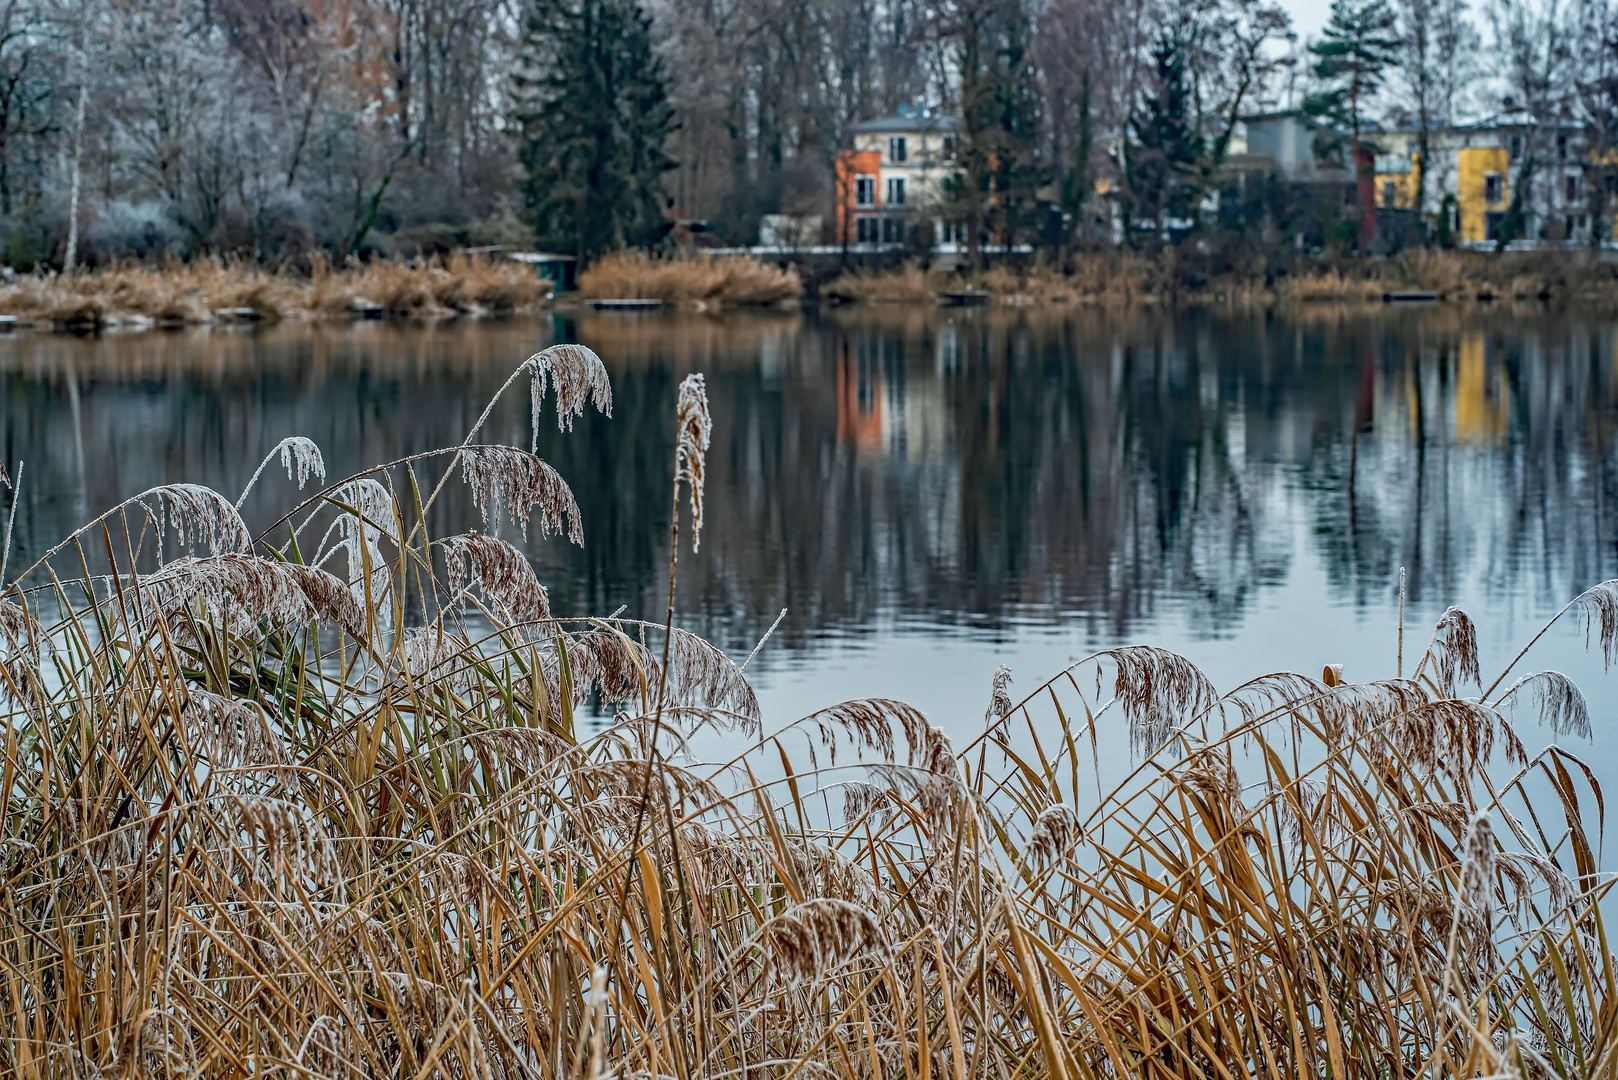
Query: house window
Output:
[[1486, 211, 1505, 241], [882, 217, 903, 243], [1383, 180, 1397, 207], [1566, 214, 1577, 237], [942, 136, 957, 160], [1510, 135, 1523, 161], [855, 175, 876, 207], [1484, 172, 1504, 205], [887, 177, 906, 205], [889, 136, 907, 163], [1558, 134, 1568, 160], [940, 220, 964, 243], [1567, 174, 1580, 202]]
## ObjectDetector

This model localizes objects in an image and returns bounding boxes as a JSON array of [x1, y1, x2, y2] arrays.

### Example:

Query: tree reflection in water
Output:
[[1, 305, 1613, 682]]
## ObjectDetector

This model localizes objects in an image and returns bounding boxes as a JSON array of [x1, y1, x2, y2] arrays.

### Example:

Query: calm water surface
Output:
[[1, 306, 1615, 760]]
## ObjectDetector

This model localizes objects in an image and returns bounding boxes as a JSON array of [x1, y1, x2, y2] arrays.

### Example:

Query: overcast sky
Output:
[[1283, 0, 1334, 41]]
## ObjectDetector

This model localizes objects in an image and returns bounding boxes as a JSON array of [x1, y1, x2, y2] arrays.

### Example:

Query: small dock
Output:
[[941, 290, 991, 306], [587, 299, 663, 311], [1382, 290, 1437, 303]]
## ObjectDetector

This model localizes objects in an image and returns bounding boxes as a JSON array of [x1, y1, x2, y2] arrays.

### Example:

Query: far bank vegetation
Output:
[[825, 249, 1618, 308], [0, 256, 554, 331], [578, 252, 803, 308]]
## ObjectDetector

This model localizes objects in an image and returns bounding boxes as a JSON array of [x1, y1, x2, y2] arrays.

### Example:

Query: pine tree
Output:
[[1126, 35, 1204, 239], [513, 0, 676, 262], [1305, 0, 1399, 248]]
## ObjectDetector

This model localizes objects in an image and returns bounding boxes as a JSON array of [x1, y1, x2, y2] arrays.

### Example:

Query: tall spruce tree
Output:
[[514, 0, 676, 262], [1305, 0, 1399, 248], [1126, 35, 1204, 239]]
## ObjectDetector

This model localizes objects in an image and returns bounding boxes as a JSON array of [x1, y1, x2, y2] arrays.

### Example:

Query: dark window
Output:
[[1558, 134, 1568, 160], [1566, 214, 1577, 236], [1383, 180, 1397, 207], [1484, 173, 1504, 205], [887, 177, 906, 205], [1510, 135, 1523, 161], [942, 136, 957, 160], [855, 216, 878, 243], [889, 136, 907, 163], [855, 176, 875, 206], [1567, 175, 1580, 202], [881, 217, 902, 243], [1486, 210, 1506, 241]]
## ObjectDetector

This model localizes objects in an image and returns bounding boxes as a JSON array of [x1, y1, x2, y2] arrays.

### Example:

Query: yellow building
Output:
[[1373, 150, 1420, 209], [1456, 147, 1510, 244]]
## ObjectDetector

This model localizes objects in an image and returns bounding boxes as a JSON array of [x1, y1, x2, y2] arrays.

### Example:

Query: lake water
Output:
[[2, 306, 1615, 760]]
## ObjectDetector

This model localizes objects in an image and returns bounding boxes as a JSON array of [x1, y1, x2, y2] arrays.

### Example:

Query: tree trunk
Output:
[[63, 58, 89, 274]]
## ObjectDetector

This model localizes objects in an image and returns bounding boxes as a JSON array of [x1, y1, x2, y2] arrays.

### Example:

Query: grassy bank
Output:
[[0, 255, 553, 330], [826, 248, 1618, 307], [0, 341, 1610, 1077], [579, 251, 803, 308]]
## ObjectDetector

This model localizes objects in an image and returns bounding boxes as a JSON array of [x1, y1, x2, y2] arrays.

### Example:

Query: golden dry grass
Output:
[[578, 252, 803, 308], [0, 343, 1611, 1078], [0, 255, 552, 329]]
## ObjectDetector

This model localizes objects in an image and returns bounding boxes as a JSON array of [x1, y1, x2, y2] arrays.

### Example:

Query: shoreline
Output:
[[7, 247, 1618, 336]]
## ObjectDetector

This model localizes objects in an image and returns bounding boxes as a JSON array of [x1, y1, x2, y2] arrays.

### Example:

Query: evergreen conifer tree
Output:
[[1305, 0, 1399, 248], [952, 0, 1047, 267], [1126, 35, 1204, 239], [513, 0, 676, 262]]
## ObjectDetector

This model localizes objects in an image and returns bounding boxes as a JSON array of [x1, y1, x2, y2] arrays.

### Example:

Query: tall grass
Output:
[[579, 252, 803, 308], [0, 343, 1612, 1078], [0, 255, 552, 329]]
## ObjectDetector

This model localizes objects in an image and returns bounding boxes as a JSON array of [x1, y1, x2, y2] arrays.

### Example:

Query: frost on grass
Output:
[[138, 484, 253, 558], [674, 373, 712, 552], [459, 446, 582, 544], [441, 532, 550, 623], [524, 343, 613, 445]]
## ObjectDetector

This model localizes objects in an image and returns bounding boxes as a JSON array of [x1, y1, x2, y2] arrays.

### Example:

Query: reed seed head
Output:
[[442, 532, 550, 623], [674, 373, 711, 552], [524, 343, 613, 445]]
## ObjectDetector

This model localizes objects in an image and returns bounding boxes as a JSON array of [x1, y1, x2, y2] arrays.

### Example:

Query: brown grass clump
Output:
[[824, 262, 939, 302], [0, 340, 1613, 1078], [0, 254, 551, 330], [579, 251, 803, 308]]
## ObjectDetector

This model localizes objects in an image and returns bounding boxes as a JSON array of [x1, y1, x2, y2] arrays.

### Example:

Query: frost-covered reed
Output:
[[0, 341, 1613, 1079]]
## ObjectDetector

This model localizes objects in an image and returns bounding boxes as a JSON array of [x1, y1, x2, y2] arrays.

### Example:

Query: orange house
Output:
[[835, 149, 883, 244]]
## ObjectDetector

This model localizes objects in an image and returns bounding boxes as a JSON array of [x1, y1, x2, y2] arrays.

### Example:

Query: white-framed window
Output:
[[855, 175, 876, 207], [1567, 174, 1580, 202], [855, 216, 879, 243], [1509, 135, 1523, 161], [939, 221, 964, 243], [887, 177, 906, 205], [1484, 172, 1504, 205], [882, 217, 903, 243], [889, 136, 907, 163]]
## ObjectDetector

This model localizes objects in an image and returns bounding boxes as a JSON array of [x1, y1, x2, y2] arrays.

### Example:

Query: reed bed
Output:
[[0, 255, 552, 330], [826, 256, 1169, 306], [0, 342, 1612, 1079], [578, 252, 803, 308]]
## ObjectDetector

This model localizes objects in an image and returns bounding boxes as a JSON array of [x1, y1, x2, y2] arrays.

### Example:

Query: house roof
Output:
[[849, 112, 961, 134]]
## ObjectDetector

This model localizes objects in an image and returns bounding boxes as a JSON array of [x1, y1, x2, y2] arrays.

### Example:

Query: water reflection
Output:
[[0, 307, 1614, 696]]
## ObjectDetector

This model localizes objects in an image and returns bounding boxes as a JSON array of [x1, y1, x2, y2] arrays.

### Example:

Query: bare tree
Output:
[[1393, 0, 1477, 222]]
